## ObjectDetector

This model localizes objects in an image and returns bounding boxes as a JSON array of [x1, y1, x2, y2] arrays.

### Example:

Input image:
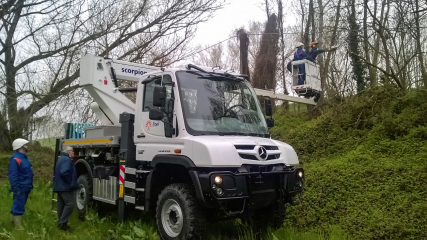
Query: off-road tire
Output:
[[156, 183, 207, 240], [76, 174, 91, 219]]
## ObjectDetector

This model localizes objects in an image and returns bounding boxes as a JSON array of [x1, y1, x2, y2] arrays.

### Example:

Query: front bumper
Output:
[[191, 164, 304, 210]]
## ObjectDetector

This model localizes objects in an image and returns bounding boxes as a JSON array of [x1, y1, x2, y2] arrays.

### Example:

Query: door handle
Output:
[[137, 134, 145, 138]]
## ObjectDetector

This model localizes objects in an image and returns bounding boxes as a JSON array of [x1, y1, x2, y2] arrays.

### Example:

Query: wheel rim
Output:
[[161, 199, 184, 237], [76, 184, 86, 210]]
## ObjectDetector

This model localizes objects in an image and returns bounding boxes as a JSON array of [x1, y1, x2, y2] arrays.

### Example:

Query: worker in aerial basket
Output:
[[8, 138, 33, 230], [309, 41, 337, 61], [309, 41, 325, 61], [293, 43, 315, 85]]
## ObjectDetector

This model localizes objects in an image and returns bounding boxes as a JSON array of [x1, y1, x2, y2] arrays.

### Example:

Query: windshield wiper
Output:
[[185, 64, 244, 82]]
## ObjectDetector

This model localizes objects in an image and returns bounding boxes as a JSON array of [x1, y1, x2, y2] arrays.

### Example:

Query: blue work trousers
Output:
[[297, 64, 306, 85], [11, 191, 30, 216]]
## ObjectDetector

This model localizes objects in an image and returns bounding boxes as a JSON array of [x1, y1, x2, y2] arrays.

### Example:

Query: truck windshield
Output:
[[176, 71, 269, 138]]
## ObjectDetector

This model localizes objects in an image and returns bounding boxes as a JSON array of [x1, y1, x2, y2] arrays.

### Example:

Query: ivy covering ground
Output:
[[272, 87, 427, 239]]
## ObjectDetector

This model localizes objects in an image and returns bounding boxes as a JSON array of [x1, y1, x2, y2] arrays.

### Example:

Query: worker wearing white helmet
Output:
[[8, 138, 33, 230]]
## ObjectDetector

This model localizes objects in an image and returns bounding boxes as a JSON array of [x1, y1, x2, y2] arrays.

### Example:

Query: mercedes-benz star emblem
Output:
[[258, 146, 268, 160]]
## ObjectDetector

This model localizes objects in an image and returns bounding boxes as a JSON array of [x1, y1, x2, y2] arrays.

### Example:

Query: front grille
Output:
[[238, 153, 281, 161], [234, 145, 255, 150], [267, 154, 281, 160], [263, 146, 279, 150], [239, 154, 258, 160], [235, 144, 281, 161]]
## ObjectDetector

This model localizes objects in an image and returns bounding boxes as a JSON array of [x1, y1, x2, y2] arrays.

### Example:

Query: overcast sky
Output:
[[192, 0, 297, 46], [192, 0, 269, 46]]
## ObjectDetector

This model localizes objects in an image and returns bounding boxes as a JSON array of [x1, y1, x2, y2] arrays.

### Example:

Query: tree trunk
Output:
[[348, 0, 366, 93], [371, 0, 385, 85], [300, 0, 305, 41], [317, 0, 325, 88], [311, 0, 316, 42], [277, 0, 289, 110], [324, 0, 342, 96], [304, 0, 314, 51], [415, 0, 427, 87], [364, 0, 375, 88], [252, 14, 279, 112], [4, 0, 25, 149]]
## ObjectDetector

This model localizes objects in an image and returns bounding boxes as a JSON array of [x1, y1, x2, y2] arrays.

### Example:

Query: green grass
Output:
[[0, 180, 349, 240], [36, 138, 59, 151]]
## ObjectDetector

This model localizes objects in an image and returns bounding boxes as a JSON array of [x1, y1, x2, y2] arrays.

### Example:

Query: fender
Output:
[[145, 155, 212, 211], [75, 159, 94, 181], [151, 154, 196, 168]]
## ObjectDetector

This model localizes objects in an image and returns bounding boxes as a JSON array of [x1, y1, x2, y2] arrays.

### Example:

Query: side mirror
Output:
[[149, 108, 163, 120], [266, 118, 275, 128], [153, 85, 166, 107], [265, 98, 272, 116]]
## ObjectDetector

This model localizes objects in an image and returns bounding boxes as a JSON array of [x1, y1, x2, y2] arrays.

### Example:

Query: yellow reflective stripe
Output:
[[119, 185, 124, 198], [63, 139, 112, 145]]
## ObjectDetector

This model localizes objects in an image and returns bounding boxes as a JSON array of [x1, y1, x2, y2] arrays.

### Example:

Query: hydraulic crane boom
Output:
[[253, 88, 316, 105], [80, 54, 160, 125], [79, 54, 317, 125]]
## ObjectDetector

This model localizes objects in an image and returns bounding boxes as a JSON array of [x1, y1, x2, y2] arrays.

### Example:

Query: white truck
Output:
[[52, 54, 305, 239]]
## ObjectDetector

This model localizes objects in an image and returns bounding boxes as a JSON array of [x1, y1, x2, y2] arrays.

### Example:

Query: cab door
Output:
[[134, 73, 176, 146]]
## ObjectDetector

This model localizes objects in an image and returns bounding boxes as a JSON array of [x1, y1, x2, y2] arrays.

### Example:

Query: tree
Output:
[[252, 14, 279, 91], [0, 0, 223, 149], [348, 0, 366, 93]]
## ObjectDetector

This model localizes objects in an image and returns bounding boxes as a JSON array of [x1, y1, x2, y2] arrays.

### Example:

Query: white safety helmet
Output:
[[12, 138, 29, 151], [295, 42, 304, 48]]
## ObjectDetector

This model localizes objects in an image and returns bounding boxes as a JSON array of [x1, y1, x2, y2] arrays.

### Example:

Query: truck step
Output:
[[135, 206, 144, 211]]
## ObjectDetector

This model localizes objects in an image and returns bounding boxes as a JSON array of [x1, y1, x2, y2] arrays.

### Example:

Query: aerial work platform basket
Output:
[[291, 59, 322, 102]]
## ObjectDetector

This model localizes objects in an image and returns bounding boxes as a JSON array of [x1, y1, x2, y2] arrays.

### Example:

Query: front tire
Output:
[[76, 174, 91, 218], [156, 183, 207, 240]]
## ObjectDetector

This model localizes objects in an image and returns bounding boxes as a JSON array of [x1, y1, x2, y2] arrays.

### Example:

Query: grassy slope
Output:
[[272, 87, 427, 239], [0, 142, 348, 240], [0, 179, 348, 240]]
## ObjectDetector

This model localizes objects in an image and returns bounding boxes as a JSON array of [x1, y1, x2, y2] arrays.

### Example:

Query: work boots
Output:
[[13, 215, 24, 230], [58, 222, 71, 231]]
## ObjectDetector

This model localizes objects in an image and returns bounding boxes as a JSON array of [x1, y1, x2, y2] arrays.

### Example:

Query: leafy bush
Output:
[[272, 87, 427, 239]]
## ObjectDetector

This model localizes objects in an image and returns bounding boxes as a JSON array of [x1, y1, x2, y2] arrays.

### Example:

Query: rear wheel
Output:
[[76, 174, 91, 219], [156, 183, 207, 240]]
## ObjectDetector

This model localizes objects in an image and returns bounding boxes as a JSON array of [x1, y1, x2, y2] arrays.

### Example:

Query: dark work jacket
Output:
[[294, 49, 315, 62], [309, 48, 325, 61], [53, 152, 79, 192], [8, 151, 34, 193]]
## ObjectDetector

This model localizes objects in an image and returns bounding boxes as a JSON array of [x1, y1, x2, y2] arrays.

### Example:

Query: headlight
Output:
[[214, 176, 222, 184], [298, 171, 303, 178]]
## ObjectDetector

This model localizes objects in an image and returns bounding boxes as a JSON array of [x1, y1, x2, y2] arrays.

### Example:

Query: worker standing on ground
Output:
[[293, 43, 315, 85], [8, 138, 33, 230], [53, 146, 79, 231]]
